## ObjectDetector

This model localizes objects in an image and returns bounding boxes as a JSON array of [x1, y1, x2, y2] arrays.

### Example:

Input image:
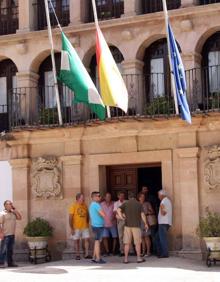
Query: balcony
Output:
[[34, 0, 70, 30], [198, 0, 220, 5], [1, 65, 220, 132], [87, 0, 124, 23], [142, 0, 181, 14], [0, 4, 18, 35]]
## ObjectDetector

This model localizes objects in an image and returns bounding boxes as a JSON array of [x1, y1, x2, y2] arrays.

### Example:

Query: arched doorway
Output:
[[38, 53, 75, 124], [201, 32, 220, 110], [0, 59, 17, 131]]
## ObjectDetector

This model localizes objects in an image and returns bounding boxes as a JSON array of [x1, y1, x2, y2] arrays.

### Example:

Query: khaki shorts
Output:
[[123, 226, 142, 245]]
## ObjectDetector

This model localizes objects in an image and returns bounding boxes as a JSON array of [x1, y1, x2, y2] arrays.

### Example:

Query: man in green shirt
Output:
[[117, 192, 148, 264]]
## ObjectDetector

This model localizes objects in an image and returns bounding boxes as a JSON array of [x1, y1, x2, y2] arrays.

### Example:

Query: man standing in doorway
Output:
[[0, 200, 22, 268], [113, 191, 126, 256], [89, 191, 106, 264], [157, 190, 172, 258], [69, 193, 91, 260], [117, 192, 148, 264]]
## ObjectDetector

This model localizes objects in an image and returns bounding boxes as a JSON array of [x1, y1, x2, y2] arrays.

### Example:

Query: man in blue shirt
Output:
[[89, 191, 106, 264]]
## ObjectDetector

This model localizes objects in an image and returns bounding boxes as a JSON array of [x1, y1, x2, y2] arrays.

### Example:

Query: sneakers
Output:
[[91, 258, 106, 264]]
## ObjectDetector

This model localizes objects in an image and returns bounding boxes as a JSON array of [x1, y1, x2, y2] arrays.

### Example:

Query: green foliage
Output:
[[197, 208, 220, 237], [23, 217, 53, 237], [39, 108, 59, 125], [145, 97, 174, 115]]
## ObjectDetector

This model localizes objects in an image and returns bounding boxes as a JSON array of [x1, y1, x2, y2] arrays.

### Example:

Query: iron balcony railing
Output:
[[33, 0, 70, 30], [87, 0, 124, 22], [0, 4, 18, 35], [2, 66, 220, 131], [198, 0, 220, 5], [142, 0, 181, 14]]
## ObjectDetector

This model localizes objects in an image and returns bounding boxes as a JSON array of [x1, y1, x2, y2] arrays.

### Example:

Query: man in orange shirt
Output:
[[69, 193, 91, 260]]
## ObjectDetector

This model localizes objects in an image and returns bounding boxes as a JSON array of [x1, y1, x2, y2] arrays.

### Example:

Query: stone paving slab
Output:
[[0, 256, 220, 282]]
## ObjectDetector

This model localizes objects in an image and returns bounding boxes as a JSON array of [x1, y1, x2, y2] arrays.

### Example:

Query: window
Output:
[[0, 0, 18, 35], [202, 32, 220, 96], [142, 0, 181, 14]]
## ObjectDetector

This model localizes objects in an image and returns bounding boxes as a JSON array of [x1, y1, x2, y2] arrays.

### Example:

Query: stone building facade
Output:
[[0, 0, 220, 260]]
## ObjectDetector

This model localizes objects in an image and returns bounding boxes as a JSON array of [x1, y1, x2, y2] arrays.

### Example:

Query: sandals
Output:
[[137, 258, 145, 263]]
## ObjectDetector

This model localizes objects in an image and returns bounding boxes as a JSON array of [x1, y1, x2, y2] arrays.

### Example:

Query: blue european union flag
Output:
[[168, 23, 191, 124]]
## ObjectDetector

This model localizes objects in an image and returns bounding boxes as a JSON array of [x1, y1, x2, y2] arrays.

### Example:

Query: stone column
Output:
[[17, 0, 35, 32], [69, 0, 82, 25], [60, 155, 82, 259], [181, 0, 196, 8], [9, 158, 30, 245], [121, 59, 144, 115], [176, 148, 201, 258], [15, 71, 39, 126], [123, 0, 141, 17]]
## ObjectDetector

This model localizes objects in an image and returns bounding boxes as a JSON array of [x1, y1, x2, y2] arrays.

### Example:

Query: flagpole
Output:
[[44, 0, 63, 125], [162, 0, 179, 115], [91, 0, 111, 118]]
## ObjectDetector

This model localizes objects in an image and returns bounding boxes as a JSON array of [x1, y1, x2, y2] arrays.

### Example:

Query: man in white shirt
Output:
[[157, 190, 172, 258], [113, 191, 126, 256]]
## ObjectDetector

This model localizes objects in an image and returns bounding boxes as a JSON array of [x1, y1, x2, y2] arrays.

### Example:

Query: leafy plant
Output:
[[197, 208, 220, 237], [145, 96, 174, 115], [23, 217, 53, 237], [39, 108, 59, 125]]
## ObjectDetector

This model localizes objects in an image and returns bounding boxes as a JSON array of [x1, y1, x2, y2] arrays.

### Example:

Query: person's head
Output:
[[137, 192, 145, 204], [76, 193, 84, 204], [104, 192, 112, 203], [91, 191, 101, 202], [158, 190, 167, 201], [141, 186, 149, 194], [4, 200, 13, 211], [128, 192, 136, 200], [117, 191, 125, 202]]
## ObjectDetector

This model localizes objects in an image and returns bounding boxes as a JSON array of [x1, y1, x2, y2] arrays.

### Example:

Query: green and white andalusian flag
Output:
[[58, 32, 106, 120]]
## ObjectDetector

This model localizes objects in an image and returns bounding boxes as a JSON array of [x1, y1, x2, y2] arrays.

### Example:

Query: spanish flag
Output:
[[96, 26, 128, 113]]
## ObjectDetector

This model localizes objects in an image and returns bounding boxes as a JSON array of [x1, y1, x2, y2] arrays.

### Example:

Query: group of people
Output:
[[0, 186, 172, 267], [69, 186, 172, 264]]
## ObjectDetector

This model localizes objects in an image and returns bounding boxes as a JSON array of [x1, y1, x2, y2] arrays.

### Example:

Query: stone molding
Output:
[[31, 156, 62, 199], [176, 147, 199, 158], [10, 158, 30, 169], [204, 145, 220, 191], [59, 155, 82, 166]]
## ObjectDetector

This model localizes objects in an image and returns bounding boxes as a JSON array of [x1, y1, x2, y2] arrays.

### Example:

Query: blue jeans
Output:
[[156, 224, 170, 257], [0, 235, 15, 266]]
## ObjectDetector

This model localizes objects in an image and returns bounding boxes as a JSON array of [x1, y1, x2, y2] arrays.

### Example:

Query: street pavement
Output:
[[0, 256, 220, 282]]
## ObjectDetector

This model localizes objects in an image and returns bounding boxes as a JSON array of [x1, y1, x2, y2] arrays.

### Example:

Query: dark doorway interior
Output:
[[138, 166, 162, 213]]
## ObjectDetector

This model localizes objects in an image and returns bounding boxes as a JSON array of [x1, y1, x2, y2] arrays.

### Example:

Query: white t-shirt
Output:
[[113, 200, 126, 220], [158, 197, 172, 226]]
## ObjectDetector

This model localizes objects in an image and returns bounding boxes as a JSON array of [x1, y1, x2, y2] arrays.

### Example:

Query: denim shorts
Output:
[[92, 226, 104, 241], [102, 226, 118, 238]]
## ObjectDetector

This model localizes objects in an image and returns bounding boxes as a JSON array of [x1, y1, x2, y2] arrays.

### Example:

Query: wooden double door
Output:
[[107, 164, 162, 201]]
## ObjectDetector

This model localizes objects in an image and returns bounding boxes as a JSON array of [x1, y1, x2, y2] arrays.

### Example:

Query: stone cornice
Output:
[[0, 5, 219, 45]]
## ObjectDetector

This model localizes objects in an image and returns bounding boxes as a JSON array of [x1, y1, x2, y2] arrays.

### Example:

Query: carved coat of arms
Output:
[[204, 145, 220, 191], [31, 157, 62, 199]]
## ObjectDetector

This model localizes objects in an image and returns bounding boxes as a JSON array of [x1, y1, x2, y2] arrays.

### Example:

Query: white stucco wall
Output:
[[0, 161, 12, 210]]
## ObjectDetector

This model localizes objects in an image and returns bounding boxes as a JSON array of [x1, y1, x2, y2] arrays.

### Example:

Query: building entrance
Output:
[[107, 164, 162, 205]]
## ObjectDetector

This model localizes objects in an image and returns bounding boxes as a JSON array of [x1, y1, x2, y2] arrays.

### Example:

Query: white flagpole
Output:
[[44, 0, 63, 125], [162, 0, 179, 115], [91, 0, 111, 118]]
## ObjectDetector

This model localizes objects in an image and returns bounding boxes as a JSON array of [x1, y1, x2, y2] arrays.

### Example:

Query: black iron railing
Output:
[[34, 0, 70, 30], [198, 0, 220, 5], [0, 5, 18, 35], [142, 0, 181, 14], [2, 66, 220, 131], [87, 0, 124, 22]]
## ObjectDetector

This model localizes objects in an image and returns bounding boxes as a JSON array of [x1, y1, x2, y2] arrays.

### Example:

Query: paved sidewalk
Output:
[[0, 256, 220, 282]]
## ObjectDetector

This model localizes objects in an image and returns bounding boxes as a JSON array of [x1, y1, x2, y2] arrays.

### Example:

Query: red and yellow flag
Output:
[[96, 26, 128, 113]]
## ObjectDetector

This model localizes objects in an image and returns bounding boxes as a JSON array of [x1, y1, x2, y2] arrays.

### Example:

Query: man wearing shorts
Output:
[[117, 192, 148, 264], [69, 193, 91, 260], [89, 191, 106, 264], [101, 192, 117, 255]]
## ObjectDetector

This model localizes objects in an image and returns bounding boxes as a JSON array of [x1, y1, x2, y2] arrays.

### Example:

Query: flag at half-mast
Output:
[[96, 26, 128, 113], [58, 32, 106, 120], [168, 23, 191, 124]]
